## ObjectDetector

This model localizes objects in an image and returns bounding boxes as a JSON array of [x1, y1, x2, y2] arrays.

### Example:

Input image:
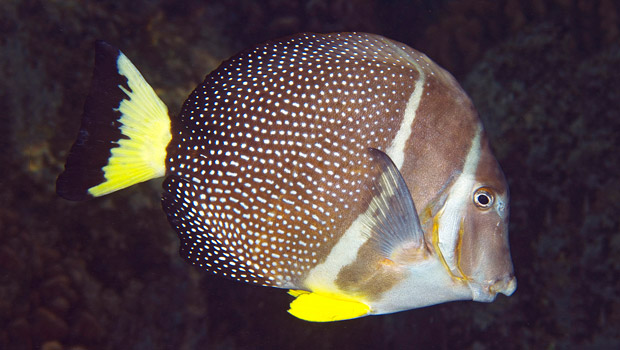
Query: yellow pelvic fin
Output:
[[287, 290, 370, 322], [88, 51, 172, 197]]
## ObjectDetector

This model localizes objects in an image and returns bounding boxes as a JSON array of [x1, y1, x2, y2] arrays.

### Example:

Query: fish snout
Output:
[[491, 275, 517, 297], [470, 275, 517, 302]]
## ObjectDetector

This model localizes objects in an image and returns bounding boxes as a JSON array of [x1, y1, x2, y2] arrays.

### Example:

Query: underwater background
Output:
[[1, 0, 618, 349]]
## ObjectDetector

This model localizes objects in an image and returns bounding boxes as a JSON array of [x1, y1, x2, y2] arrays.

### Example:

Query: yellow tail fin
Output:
[[57, 41, 171, 200]]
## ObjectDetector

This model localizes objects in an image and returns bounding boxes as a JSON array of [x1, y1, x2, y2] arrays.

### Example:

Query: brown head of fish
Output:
[[56, 32, 515, 322]]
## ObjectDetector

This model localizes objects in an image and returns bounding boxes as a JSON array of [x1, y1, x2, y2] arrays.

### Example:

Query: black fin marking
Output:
[[361, 148, 426, 258], [57, 41, 171, 200], [56, 41, 131, 201]]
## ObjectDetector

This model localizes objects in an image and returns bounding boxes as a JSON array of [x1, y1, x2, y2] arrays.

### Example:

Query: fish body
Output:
[[57, 32, 516, 322]]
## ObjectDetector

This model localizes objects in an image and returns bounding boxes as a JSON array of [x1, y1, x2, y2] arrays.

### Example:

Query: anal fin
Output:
[[287, 290, 370, 322]]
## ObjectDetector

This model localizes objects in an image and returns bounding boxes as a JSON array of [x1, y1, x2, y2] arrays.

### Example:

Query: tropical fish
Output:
[[57, 32, 516, 322]]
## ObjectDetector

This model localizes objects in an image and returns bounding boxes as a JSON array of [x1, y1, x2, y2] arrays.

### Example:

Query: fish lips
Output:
[[468, 274, 517, 302]]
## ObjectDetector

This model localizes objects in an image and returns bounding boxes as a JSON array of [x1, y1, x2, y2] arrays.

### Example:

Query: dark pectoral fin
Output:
[[360, 148, 426, 260]]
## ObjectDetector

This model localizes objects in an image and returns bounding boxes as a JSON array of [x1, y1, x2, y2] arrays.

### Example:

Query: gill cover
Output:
[[459, 133, 516, 300], [430, 128, 516, 300]]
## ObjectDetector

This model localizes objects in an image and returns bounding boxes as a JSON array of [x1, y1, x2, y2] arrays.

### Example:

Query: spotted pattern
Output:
[[163, 32, 424, 287]]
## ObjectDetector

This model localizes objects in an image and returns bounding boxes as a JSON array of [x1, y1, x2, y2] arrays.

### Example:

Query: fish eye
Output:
[[473, 187, 494, 210]]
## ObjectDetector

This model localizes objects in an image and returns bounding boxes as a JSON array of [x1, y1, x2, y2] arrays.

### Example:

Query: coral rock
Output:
[[32, 307, 69, 341], [71, 311, 104, 343], [42, 340, 63, 350]]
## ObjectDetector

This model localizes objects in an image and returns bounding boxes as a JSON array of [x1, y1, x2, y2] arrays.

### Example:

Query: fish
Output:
[[57, 32, 516, 322]]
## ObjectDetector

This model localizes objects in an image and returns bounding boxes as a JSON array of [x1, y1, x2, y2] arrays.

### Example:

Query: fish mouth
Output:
[[469, 275, 517, 302], [493, 275, 517, 296]]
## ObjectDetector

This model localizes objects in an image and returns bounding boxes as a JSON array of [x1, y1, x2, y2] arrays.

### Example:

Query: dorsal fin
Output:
[[360, 148, 426, 260]]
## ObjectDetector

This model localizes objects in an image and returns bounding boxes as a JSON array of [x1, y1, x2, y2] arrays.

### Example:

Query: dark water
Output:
[[1, 1, 618, 349]]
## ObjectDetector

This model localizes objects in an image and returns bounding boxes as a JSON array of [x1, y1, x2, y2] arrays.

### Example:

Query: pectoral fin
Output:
[[287, 290, 370, 322], [359, 148, 427, 261]]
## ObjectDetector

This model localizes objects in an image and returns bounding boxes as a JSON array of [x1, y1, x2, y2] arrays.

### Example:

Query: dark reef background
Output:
[[1, 0, 619, 349]]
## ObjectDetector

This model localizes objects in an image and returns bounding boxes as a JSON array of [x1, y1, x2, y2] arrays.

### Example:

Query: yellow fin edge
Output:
[[88, 52, 171, 197], [287, 290, 370, 322]]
